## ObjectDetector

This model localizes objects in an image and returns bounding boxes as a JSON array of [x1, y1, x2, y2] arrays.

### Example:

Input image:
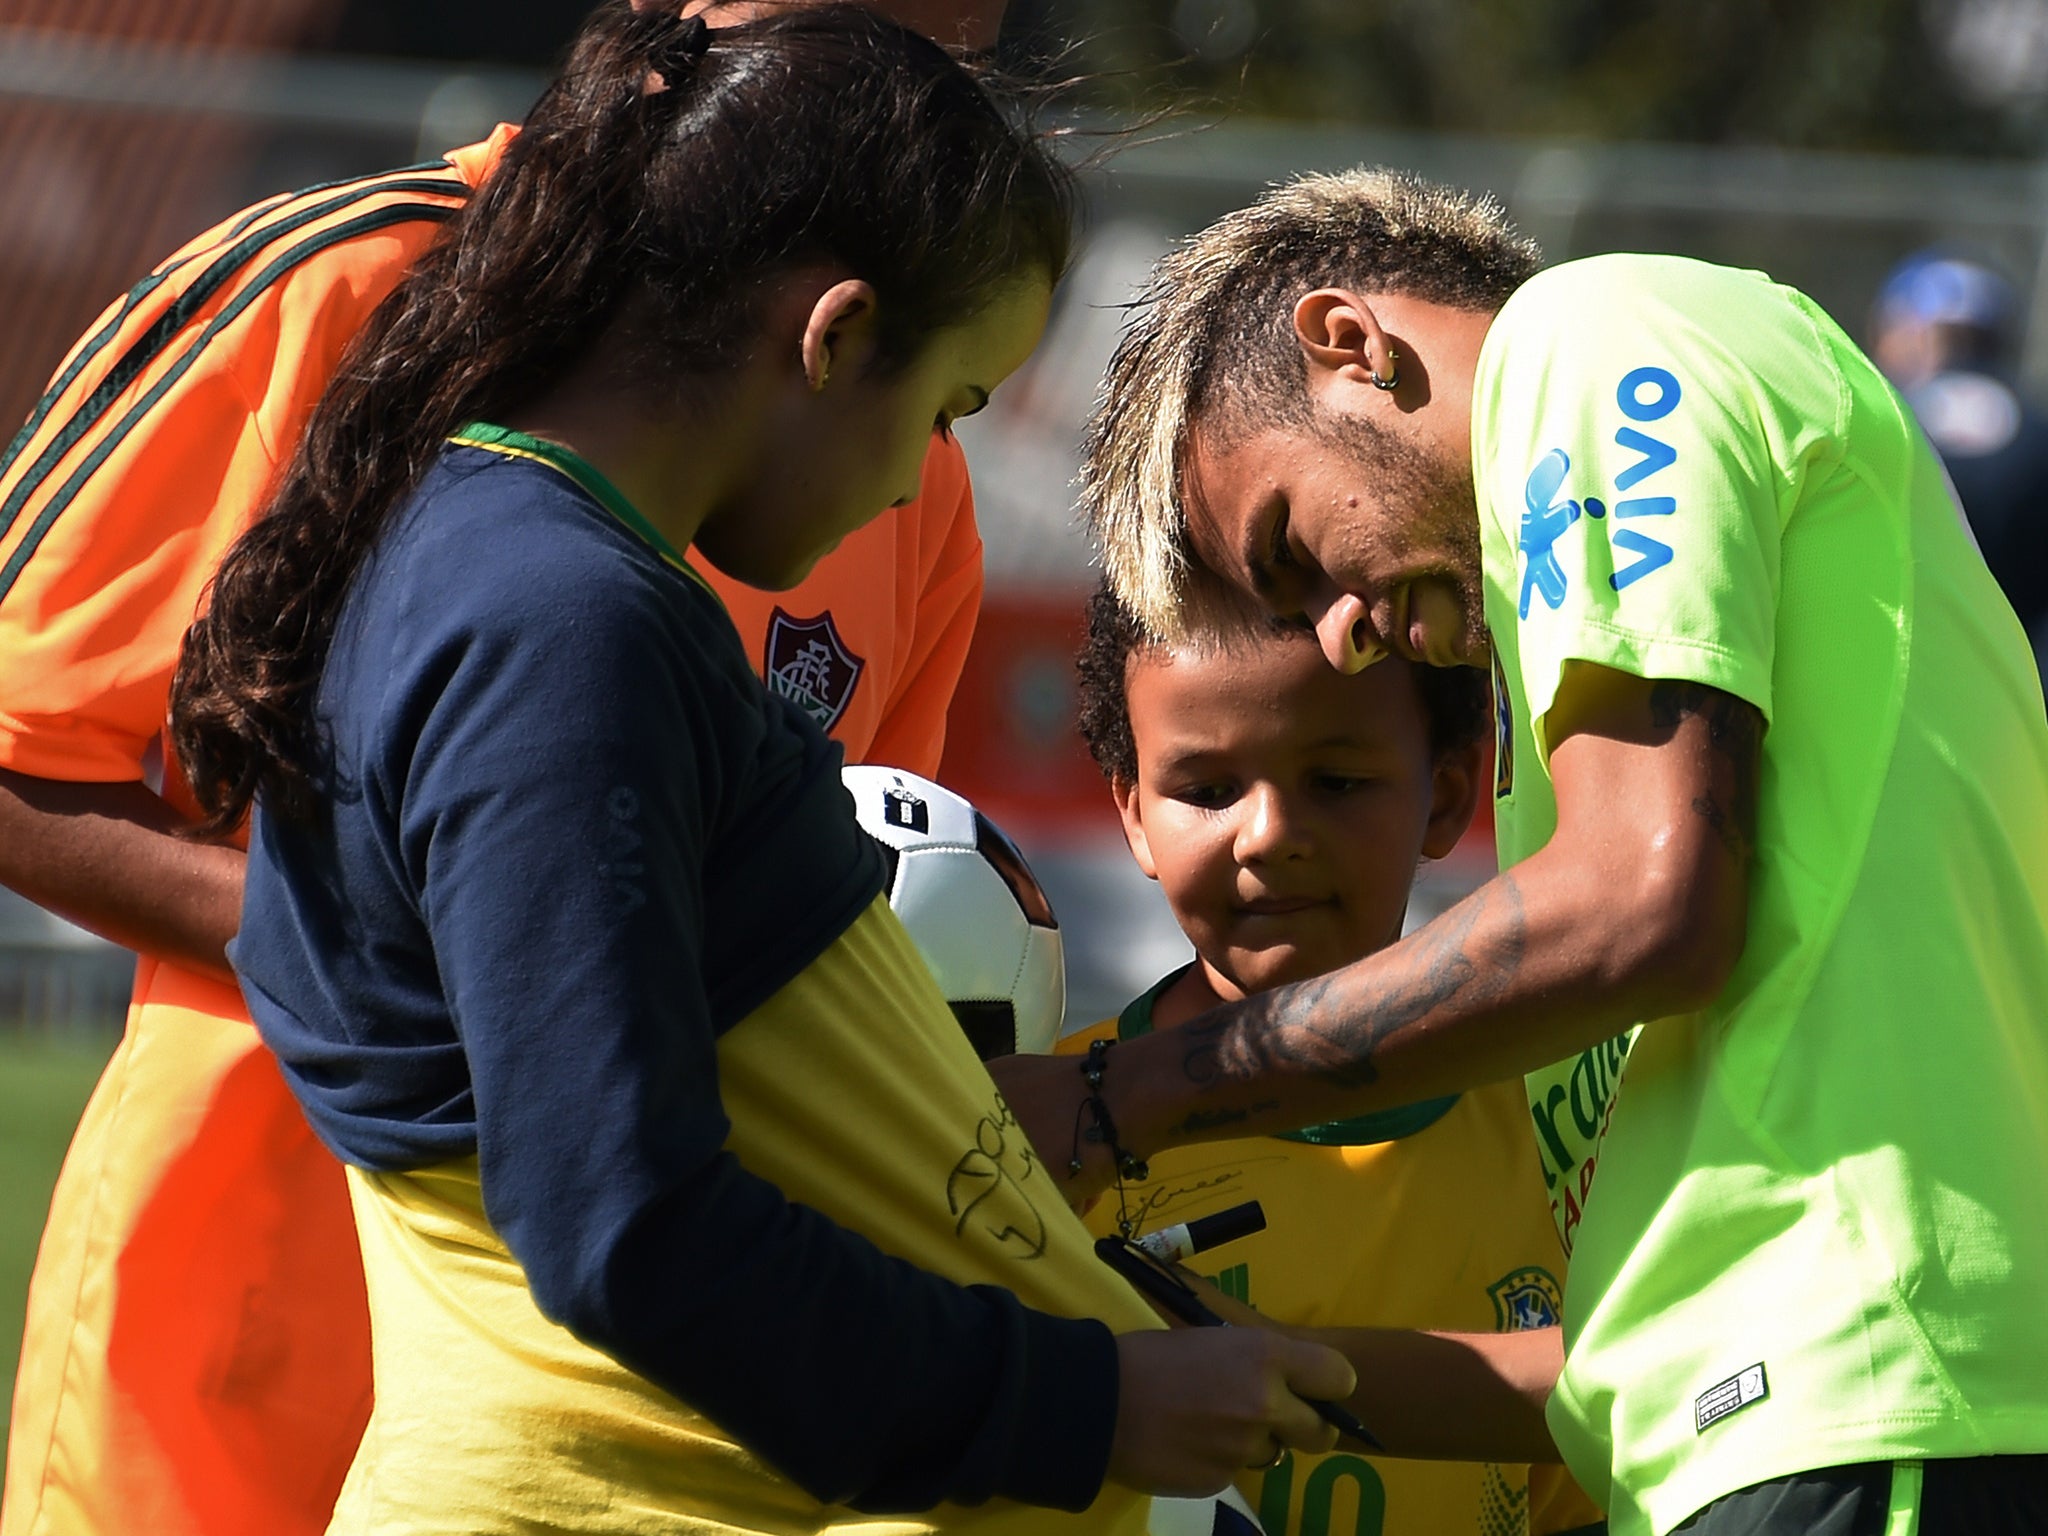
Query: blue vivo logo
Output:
[[1600, 365, 1682, 591], [1518, 448, 1580, 619], [1517, 365, 1685, 617]]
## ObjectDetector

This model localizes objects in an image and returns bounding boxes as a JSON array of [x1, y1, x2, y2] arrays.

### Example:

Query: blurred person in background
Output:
[[0, 3, 1009, 1535], [1871, 251, 2048, 676]]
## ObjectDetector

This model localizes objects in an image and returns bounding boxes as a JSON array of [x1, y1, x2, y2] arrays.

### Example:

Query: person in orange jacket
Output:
[[0, 4, 1006, 1533]]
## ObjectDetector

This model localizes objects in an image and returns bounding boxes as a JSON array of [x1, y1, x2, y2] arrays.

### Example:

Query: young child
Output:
[[1068, 585, 1604, 1536]]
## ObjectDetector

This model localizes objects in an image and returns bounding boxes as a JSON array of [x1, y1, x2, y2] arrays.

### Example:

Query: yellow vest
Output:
[[338, 897, 1160, 1534]]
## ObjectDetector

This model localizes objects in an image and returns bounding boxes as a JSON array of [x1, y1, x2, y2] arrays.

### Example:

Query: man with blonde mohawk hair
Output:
[[999, 168, 2048, 1535]]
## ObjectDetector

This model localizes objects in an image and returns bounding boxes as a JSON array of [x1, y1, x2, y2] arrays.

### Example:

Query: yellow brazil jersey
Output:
[[338, 898, 1162, 1536], [1063, 971, 1603, 1536]]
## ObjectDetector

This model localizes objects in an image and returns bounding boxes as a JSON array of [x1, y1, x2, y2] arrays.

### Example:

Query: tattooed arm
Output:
[[996, 663, 1761, 1190]]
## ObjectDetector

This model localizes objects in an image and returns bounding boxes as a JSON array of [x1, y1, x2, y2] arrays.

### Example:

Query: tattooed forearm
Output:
[[1171, 1101, 1280, 1136], [1181, 874, 1530, 1098], [1648, 680, 1762, 865], [1177, 970, 1353, 1091]]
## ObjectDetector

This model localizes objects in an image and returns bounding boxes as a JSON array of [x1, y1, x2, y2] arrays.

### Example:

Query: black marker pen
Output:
[[1095, 1232, 1382, 1450]]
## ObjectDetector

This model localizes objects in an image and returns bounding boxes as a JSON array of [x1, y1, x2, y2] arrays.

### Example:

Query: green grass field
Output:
[[0, 1032, 115, 1473]]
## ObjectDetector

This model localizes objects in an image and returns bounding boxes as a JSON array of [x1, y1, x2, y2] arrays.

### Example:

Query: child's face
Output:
[[696, 273, 1050, 590], [1114, 632, 1478, 1000]]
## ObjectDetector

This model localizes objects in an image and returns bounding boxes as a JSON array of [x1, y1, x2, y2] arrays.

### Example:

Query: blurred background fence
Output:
[[6, 10, 2048, 1028], [0, 894, 131, 1038]]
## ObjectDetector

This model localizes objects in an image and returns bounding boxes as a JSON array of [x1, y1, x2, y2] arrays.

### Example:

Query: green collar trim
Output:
[[1118, 963, 1461, 1147], [448, 421, 714, 600]]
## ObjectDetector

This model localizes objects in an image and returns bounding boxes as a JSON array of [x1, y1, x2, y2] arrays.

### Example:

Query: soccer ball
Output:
[[841, 765, 1064, 1058], [1150, 1487, 1265, 1535]]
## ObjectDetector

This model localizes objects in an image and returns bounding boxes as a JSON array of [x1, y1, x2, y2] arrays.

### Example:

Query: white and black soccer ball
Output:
[[1150, 1487, 1266, 1536], [842, 765, 1064, 1059]]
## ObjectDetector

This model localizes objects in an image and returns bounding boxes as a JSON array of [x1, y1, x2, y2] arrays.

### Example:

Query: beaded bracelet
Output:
[[1070, 1038, 1150, 1235]]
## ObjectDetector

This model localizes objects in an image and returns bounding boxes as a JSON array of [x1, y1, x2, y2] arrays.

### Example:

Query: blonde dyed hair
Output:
[[1080, 166, 1540, 641]]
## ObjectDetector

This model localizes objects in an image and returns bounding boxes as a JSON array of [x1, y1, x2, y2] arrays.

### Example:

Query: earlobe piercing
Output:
[[1370, 345, 1400, 392]]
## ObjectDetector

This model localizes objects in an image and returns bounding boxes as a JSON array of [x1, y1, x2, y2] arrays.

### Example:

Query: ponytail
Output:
[[173, 2, 1074, 834]]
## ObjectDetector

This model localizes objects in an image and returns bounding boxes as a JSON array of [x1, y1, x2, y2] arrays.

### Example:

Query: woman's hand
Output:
[[1107, 1327, 1355, 1496]]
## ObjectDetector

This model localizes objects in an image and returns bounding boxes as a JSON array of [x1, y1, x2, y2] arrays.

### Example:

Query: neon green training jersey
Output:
[[1472, 252, 2048, 1536]]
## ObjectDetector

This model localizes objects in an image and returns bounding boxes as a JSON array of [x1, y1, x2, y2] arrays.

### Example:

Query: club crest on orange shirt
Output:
[[765, 608, 865, 732]]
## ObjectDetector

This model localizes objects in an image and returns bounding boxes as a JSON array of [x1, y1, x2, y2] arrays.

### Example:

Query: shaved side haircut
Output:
[[1080, 168, 1540, 640]]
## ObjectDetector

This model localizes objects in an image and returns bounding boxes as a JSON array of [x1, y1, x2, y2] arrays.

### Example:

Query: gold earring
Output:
[[1370, 345, 1400, 392]]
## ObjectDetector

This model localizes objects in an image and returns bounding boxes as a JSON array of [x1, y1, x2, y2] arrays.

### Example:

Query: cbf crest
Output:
[[765, 608, 864, 732], [1488, 1265, 1563, 1331]]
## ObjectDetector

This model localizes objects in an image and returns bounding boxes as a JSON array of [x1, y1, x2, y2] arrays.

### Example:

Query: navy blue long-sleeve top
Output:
[[230, 435, 1117, 1513]]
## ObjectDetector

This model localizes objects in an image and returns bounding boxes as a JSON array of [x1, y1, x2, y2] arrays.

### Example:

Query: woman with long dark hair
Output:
[[170, 6, 1351, 1530], [0, 4, 1010, 1529]]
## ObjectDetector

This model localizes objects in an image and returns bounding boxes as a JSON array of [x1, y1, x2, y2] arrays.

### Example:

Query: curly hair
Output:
[[1075, 581, 1489, 787]]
